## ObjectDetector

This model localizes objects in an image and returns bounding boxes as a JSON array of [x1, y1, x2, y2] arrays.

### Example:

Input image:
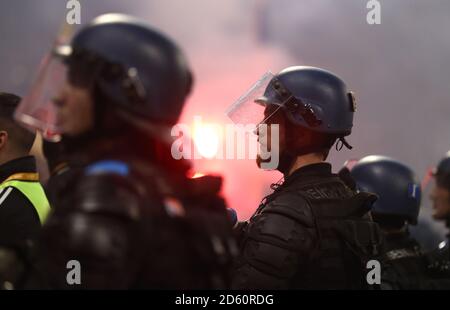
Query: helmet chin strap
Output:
[[336, 137, 353, 151], [277, 137, 352, 176]]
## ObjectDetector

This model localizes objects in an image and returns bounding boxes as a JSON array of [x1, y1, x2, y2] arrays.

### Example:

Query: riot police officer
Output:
[[14, 14, 236, 289], [228, 67, 382, 289], [344, 155, 430, 289]]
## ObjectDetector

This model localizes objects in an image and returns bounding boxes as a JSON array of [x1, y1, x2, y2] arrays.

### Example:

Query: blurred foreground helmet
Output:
[[226, 66, 356, 138], [347, 155, 421, 225], [15, 13, 193, 140]]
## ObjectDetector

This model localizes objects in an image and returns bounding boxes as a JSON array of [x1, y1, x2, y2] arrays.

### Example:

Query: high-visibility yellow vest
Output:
[[0, 173, 50, 224]]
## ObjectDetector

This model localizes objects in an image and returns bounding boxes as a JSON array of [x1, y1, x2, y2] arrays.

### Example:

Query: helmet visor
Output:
[[225, 72, 291, 133], [15, 22, 74, 142], [15, 49, 70, 142]]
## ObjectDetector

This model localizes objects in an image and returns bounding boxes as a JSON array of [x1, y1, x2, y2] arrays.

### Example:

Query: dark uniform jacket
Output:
[[380, 232, 431, 289], [0, 156, 42, 246], [34, 156, 237, 289], [233, 163, 382, 289], [426, 223, 450, 289]]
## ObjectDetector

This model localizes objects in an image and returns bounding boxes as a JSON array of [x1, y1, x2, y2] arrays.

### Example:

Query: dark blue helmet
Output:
[[348, 155, 421, 225], [258, 66, 356, 137], [59, 13, 193, 125]]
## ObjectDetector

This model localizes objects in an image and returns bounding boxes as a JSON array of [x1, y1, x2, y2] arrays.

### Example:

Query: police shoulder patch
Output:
[[85, 160, 130, 176]]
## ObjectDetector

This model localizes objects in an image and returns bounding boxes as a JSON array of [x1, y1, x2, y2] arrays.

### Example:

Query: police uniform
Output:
[[233, 163, 381, 289], [39, 156, 236, 289], [380, 232, 430, 289], [0, 156, 50, 246], [228, 66, 382, 289], [426, 224, 450, 288]]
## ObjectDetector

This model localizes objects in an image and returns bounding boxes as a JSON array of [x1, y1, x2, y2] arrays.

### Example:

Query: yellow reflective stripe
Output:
[[3, 172, 40, 182], [0, 180, 50, 225]]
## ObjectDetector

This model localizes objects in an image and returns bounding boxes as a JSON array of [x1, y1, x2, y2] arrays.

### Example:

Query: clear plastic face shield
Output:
[[225, 72, 293, 170], [14, 24, 74, 142]]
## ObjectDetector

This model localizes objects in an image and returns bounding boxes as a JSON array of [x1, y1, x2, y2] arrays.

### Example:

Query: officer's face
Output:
[[430, 185, 450, 220], [53, 81, 95, 137]]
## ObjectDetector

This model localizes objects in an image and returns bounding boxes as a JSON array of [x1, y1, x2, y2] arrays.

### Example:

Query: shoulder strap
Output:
[[85, 160, 130, 176]]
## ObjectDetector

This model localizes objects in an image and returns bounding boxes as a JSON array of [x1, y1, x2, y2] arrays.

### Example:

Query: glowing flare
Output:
[[193, 124, 220, 159]]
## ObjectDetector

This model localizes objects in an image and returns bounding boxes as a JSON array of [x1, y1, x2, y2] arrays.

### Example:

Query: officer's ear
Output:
[[0, 131, 8, 151], [290, 125, 310, 147]]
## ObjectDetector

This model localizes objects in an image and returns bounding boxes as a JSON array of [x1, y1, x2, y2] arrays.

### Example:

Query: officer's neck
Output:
[[287, 153, 325, 177]]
